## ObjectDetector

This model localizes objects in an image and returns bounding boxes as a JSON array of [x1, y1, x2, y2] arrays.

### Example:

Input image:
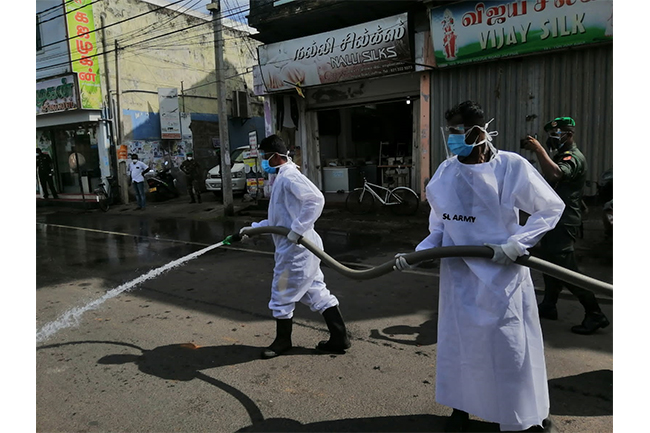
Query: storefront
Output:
[[425, 0, 613, 194], [36, 73, 112, 197], [255, 12, 428, 195]]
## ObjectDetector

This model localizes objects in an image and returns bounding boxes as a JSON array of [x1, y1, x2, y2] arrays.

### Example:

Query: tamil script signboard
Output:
[[429, 0, 613, 68], [36, 75, 79, 115], [65, 0, 102, 109], [257, 13, 413, 93]]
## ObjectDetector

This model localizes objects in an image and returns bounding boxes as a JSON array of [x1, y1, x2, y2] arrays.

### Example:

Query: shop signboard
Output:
[[257, 13, 413, 93], [36, 74, 79, 115], [429, 0, 613, 68], [65, 0, 102, 109], [158, 88, 182, 140]]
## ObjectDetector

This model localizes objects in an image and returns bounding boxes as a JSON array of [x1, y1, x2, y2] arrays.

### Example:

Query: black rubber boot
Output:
[[537, 302, 558, 320], [261, 319, 292, 359], [445, 409, 469, 432], [316, 306, 351, 354], [571, 311, 610, 335]]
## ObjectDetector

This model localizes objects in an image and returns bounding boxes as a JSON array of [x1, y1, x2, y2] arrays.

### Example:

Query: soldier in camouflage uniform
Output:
[[523, 117, 610, 335], [180, 152, 202, 203], [36, 148, 59, 199]]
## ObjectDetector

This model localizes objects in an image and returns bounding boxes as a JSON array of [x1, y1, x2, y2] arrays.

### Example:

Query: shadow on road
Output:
[[549, 369, 613, 417]]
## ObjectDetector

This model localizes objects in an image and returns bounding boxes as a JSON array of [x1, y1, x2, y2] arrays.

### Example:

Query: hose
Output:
[[224, 226, 613, 293]]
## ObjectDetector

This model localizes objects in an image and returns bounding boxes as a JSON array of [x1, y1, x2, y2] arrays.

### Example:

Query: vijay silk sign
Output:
[[429, 0, 613, 67], [257, 13, 413, 93]]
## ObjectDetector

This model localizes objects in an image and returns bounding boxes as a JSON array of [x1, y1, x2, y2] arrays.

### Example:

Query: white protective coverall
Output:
[[416, 151, 565, 431], [252, 162, 339, 319]]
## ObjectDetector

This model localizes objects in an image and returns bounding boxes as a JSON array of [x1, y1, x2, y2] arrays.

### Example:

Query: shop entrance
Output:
[[51, 125, 100, 194], [317, 100, 414, 193]]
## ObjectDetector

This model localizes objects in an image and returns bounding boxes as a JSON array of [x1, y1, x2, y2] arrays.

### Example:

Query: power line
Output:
[[38, 0, 104, 26], [37, 0, 76, 17], [39, 0, 188, 50], [36, 0, 257, 72]]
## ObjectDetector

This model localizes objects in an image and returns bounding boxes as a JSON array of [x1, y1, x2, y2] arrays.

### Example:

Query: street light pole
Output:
[[207, 0, 234, 216]]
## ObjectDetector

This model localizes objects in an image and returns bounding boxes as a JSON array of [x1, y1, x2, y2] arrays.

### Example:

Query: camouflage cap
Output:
[[544, 116, 576, 131]]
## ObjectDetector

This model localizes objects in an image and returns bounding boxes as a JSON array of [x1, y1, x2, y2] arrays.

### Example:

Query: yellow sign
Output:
[[65, 0, 102, 109]]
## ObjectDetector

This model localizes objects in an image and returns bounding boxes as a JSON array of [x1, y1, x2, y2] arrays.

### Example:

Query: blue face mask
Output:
[[261, 158, 277, 174], [446, 134, 475, 157]]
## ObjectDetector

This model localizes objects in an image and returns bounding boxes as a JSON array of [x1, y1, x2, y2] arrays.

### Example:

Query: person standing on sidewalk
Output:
[[522, 117, 610, 335], [128, 154, 150, 210], [180, 152, 202, 203], [36, 148, 59, 199], [396, 101, 564, 432], [239, 134, 351, 359]]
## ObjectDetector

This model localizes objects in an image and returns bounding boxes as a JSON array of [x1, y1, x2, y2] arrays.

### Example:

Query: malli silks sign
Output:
[[429, 0, 613, 68], [257, 13, 413, 93], [65, 0, 102, 109]]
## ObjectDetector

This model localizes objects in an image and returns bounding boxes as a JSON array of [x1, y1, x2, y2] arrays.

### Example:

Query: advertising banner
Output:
[[257, 13, 413, 93], [429, 0, 613, 68], [36, 75, 79, 115], [65, 0, 102, 109], [158, 88, 182, 140]]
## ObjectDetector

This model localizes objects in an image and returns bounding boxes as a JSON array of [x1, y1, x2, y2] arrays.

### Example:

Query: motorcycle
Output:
[[146, 160, 180, 201], [597, 168, 613, 237]]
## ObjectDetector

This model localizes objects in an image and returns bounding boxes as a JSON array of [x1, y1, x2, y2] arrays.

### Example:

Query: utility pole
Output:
[[115, 40, 129, 205], [207, 0, 234, 216]]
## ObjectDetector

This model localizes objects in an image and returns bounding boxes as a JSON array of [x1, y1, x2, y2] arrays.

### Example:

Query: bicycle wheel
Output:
[[346, 188, 375, 214], [388, 187, 419, 216], [97, 191, 109, 212]]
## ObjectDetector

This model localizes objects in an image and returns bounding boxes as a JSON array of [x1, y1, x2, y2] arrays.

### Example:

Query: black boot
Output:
[[538, 302, 558, 320], [445, 409, 469, 432], [197, 193, 202, 203], [261, 318, 292, 359], [571, 311, 610, 335], [316, 306, 351, 354]]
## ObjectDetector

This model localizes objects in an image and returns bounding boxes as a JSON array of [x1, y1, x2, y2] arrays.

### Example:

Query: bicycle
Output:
[[346, 177, 419, 216], [94, 176, 119, 212]]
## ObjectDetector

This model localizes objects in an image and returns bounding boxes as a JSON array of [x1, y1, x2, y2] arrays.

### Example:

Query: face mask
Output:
[[446, 134, 475, 157], [261, 159, 277, 174], [187, 156, 193, 160]]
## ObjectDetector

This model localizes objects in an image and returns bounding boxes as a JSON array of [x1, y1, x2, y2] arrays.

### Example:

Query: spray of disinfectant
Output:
[[36, 240, 229, 344]]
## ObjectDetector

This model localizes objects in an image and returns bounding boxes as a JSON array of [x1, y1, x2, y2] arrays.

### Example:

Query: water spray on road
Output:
[[36, 241, 225, 344]]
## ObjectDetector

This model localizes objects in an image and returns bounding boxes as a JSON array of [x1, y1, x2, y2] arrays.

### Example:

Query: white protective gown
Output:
[[252, 163, 339, 319], [416, 151, 565, 431]]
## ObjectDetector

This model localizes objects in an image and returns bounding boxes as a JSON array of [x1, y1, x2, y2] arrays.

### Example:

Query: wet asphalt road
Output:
[[35, 200, 613, 433]]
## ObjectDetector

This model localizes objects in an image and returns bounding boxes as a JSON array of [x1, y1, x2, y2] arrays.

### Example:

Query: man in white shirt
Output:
[[128, 153, 150, 210]]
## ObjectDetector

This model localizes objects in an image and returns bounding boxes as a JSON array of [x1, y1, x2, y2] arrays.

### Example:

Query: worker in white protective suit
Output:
[[395, 101, 565, 432], [240, 135, 351, 359]]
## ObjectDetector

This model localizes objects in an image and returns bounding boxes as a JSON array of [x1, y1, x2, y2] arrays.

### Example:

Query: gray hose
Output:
[[238, 226, 613, 293]]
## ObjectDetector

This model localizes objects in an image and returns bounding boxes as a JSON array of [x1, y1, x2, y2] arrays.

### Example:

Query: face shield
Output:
[[440, 118, 499, 159]]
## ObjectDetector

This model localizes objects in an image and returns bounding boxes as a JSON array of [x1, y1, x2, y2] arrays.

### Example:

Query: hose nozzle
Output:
[[222, 233, 242, 246]]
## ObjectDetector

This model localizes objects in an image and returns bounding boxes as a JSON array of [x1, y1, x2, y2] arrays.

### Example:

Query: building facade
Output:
[[248, 0, 613, 199], [36, 0, 265, 202]]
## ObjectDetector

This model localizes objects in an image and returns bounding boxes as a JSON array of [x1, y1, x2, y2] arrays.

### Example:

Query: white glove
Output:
[[239, 226, 253, 235], [287, 230, 302, 244], [393, 253, 416, 271], [485, 243, 519, 265]]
